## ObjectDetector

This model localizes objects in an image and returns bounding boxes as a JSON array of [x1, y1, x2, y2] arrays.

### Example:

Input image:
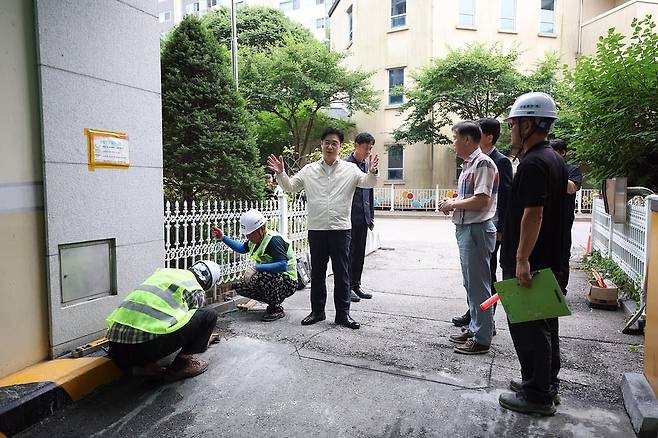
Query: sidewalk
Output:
[[14, 217, 642, 437], [375, 209, 593, 222]]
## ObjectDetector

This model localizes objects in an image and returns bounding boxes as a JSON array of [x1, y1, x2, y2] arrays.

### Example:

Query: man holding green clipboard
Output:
[[498, 92, 568, 416]]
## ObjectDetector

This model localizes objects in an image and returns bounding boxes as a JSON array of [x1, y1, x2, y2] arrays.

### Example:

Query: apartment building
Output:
[[328, 0, 658, 189], [157, 0, 331, 41]]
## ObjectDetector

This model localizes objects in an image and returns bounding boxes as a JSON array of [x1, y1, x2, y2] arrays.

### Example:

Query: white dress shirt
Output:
[[276, 158, 378, 230]]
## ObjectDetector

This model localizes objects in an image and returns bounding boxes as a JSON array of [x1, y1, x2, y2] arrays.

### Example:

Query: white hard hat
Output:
[[507, 92, 557, 119], [240, 209, 266, 235], [189, 260, 222, 290]]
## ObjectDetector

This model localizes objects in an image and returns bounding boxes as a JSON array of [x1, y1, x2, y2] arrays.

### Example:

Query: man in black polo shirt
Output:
[[498, 92, 567, 416]]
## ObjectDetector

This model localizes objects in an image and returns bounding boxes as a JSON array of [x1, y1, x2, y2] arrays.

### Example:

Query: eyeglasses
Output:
[[321, 140, 341, 147]]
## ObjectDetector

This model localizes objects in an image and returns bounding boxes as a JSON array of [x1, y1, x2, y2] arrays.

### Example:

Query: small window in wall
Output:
[[185, 2, 200, 14], [540, 0, 556, 33], [159, 11, 172, 22], [60, 239, 117, 306], [500, 0, 516, 31], [387, 145, 404, 180], [207, 0, 218, 7], [280, 0, 300, 11], [317, 0, 324, 4], [388, 67, 404, 105], [391, 0, 406, 28], [316, 17, 326, 29], [458, 0, 475, 27], [456, 157, 464, 180], [347, 6, 353, 42]]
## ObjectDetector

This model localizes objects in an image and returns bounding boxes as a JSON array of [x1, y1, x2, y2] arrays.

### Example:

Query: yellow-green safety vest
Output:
[[106, 269, 202, 335], [247, 230, 297, 281]]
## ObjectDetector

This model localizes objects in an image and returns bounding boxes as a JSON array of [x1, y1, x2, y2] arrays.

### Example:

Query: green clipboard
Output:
[[494, 268, 571, 323]]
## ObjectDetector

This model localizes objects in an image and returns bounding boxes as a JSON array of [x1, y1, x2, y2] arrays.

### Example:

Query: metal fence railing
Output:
[[374, 186, 599, 213], [591, 197, 650, 293], [164, 194, 308, 303]]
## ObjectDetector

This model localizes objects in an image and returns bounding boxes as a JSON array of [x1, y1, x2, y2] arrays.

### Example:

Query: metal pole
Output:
[[389, 184, 395, 211], [230, 0, 239, 89]]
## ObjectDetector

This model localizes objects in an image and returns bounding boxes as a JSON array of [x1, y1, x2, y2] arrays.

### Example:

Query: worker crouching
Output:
[[213, 209, 297, 322]]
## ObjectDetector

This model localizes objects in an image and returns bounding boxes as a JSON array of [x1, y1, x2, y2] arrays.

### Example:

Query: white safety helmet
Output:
[[189, 260, 222, 290], [239, 209, 266, 235], [506, 92, 558, 132]]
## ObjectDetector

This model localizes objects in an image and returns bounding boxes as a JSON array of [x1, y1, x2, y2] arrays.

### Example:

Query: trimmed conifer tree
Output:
[[161, 16, 263, 202]]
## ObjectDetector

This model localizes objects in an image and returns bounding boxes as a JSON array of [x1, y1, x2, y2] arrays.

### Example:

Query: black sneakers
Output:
[[262, 305, 285, 322], [499, 391, 556, 416]]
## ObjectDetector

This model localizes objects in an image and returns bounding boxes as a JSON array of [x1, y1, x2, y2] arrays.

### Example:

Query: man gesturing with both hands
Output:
[[267, 127, 379, 329]]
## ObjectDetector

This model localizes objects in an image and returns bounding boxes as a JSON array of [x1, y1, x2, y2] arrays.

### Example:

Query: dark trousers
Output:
[[558, 217, 574, 294], [503, 270, 560, 404], [308, 229, 351, 319], [489, 240, 502, 313], [349, 223, 368, 290], [108, 307, 218, 368]]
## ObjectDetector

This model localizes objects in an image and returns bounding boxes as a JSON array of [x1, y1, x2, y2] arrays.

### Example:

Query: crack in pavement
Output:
[[277, 308, 642, 347], [298, 353, 490, 391]]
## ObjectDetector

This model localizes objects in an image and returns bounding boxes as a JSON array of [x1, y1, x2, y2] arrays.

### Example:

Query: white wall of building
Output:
[[35, 0, 164, 356]]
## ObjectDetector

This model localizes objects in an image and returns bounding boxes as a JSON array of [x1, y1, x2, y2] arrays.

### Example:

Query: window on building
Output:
[[280, 0, 300, 12], [317, 0, 324, 4], [540, 0, 555, 33], [158, 11, 172, 22], [458, 0, 475, 27], [185, 2, 200, 14], [388, 67, 404, 105], [316, 18, 326, 30], [500, 0, 516, 31], [207, 0, 218, 7], [347, 6, 353, 42], [390, 0, 406, 28], [387, 145, 404, 180]]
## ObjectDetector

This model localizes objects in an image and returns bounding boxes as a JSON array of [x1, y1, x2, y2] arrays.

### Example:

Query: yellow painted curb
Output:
[[0, 357, 121, 401]]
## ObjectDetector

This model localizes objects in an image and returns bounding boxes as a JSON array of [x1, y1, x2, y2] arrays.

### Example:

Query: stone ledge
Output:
[[622, 373, 658, 437]]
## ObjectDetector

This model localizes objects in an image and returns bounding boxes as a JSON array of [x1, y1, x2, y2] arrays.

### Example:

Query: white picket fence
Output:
[[164, 193, 309, 303], [591, 197, 651, 296], [374, 186, 598, 213]]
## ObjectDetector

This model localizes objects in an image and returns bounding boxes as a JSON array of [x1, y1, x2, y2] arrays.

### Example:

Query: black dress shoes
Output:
[[353, 289, 372, 299], [350, 290, 361, 302], [301, 312, 326, 326], [335, 315, 360, 329], [451, 310, 471, 327]]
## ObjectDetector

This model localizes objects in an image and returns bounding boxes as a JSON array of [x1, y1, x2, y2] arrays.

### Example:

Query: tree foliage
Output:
[[240, 38, 378, 162], [203, 6, 314, 51], [561, 16, 658, 189], [161, 16, 263, 202], [393, 44, 559, 145]]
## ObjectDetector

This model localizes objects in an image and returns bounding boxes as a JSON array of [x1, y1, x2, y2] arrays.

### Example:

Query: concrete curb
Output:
[[622, 373, 658, 437], [0, 357, 121, 436], [0, 297, 246, 436]]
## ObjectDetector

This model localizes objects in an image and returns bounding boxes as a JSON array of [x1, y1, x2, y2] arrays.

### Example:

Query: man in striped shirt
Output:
[[439, 121, 499, 355]]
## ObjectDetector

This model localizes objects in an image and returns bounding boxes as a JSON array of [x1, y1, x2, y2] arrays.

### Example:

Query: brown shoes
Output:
[[453, 339, 490, 355], [164, 355, 209, 381]]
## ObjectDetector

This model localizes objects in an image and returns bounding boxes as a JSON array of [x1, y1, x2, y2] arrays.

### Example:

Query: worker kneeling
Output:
[[213, 209, 297, 322], [106, 260, 221, 381]]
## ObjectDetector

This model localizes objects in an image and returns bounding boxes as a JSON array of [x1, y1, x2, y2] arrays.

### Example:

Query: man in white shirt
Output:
[[267, 128, 379, 329]]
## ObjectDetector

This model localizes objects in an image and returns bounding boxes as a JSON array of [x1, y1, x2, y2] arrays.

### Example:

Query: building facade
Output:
[[328, 0, 657, 189], [157, 0, 332, 41], [1, 0, 163, 378]]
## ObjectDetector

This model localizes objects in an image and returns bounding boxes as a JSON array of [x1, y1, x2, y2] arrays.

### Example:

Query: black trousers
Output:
[[349, 223, 369, 290], [503, 270, 560, 404], [558, 216, 575, 294], [108, 307, 218, 368], [308, 229, 351, 319], [489, 240, 502, 313]]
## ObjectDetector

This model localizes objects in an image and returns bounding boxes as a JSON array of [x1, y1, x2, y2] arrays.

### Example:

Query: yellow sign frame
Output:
[[85, 128, 130, 171]]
